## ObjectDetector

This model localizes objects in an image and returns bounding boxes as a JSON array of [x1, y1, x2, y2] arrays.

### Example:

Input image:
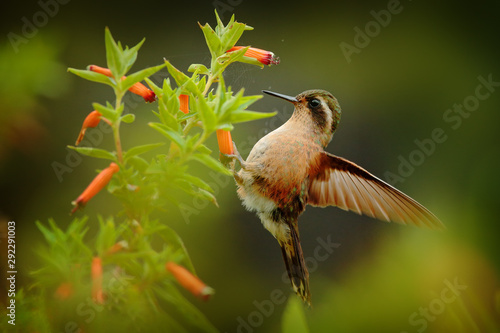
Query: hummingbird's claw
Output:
[[220, 142, 246, 186]]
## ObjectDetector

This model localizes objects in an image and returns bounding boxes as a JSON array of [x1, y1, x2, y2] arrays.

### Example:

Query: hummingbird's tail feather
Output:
[[279, 223, 311, 306]]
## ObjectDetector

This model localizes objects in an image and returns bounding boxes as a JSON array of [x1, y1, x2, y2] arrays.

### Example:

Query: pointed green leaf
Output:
[[36, 221, 57, 245], [164, 60, 199, 94], [124, 142, 165, 162], [237, 55, 265, 68], [144, 77, 162, 97], [196, 144, 212, 155], [199, 22, 222, 57], [229, 110, 277, 124], [121, 38, 145, 74], [68, 68, 115, 86], [221, 21, 247, 51], [181, 174, 215, 193], [67, 146, 117, 161], [149, 123, 186, 149], [190, 153, 232, 175], [104, 27, 124, 78], [92, 102, 118, 122], [195, 94, 217, 132], [121, 63, 166, 92], [127, 155, 149, 172]]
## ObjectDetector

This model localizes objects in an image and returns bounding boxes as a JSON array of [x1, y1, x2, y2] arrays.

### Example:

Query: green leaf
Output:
[[198, 22, 222, 57], [282, 297, 310, 333], [95, 216, 118, 256], [126, 155, 149, 172], [104, 27, 124, 78], [67, 145, 117, 161], [190, 153, 232, 175], [36, 220, 56, 245], [144, 77, 162, 97], [121, 63, 166, 92], [121, 113, 135, 123], [188, 64, 210, 75], [149, 123, 186, 149], [92, 102, 119, 122], [181, 174, 215, 193], [229, 110, 277, 124], [237, 55, 265, 68], [196, 144, 212, 155], [68, 68, 115, 86], [164, 60, 199, 94], [124, 142, 165, 162], [157, 224, 196, 272], [195, 94, 217, 132], [220, 20, 247, 51], [212, 46, 248, 78], [121, 38, 145, 74]]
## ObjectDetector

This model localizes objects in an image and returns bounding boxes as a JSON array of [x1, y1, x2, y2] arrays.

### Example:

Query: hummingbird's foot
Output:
[[220, 141, 246, 170]]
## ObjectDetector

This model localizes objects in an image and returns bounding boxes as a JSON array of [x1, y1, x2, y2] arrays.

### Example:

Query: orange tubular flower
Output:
[[105, 240, 128, 256], [166, 262, 214, 301], [54, 282, 74, 300], [216, 129, 234, 155], [71, 162, 120, 214], [179, 94, 189, 114], [91, 257, 104, 304], [88, 65, 156, 103], [76, 110, 102, 145], [227, 46, 280, 66]]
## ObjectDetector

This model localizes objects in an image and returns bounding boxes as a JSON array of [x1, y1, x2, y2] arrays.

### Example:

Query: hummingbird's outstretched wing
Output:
[[307, 152, 444, 229]]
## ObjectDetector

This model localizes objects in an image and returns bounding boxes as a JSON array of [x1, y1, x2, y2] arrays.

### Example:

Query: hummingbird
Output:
[[224, 89, 443, 306]]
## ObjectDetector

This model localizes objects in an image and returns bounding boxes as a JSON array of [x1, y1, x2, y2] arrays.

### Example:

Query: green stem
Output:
[[114, 92, 124, 163]]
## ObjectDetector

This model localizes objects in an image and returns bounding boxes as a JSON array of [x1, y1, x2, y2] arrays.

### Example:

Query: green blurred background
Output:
[[1, 0, 499, 332]]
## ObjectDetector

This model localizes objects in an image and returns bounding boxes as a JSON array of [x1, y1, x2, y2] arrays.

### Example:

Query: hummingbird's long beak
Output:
[[262, 90, 298, 103]]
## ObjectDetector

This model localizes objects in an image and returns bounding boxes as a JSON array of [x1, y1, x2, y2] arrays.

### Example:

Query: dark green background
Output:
[[1, 0, 499, 332]]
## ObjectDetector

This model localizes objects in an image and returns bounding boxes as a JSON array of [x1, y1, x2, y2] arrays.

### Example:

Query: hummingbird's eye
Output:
[[308, 98, 321, 108]]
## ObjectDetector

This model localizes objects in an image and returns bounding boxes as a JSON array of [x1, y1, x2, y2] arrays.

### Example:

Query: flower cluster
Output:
[[41, 15, 282, 331]]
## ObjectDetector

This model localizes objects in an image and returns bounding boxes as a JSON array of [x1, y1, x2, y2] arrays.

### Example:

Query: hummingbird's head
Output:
[[263, 89, 342, 145]]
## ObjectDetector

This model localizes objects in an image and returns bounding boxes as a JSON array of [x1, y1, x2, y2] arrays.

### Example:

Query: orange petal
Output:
[[227, 46, 280, 66], [54, 282, 73, 300], [88, 65, 156, 103], [179, 94, 189, 114], [76, 111, 102, 145], [105, 240, 128, 255], [166, 262, 214, 301], [216, 129, 234, 155], [91, 257, 104, 304], [128, 82, 157, 103], [71, 162, 120, 214]]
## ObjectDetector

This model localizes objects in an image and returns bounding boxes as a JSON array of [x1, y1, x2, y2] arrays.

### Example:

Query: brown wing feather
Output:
[[308, 152, 444, 229]]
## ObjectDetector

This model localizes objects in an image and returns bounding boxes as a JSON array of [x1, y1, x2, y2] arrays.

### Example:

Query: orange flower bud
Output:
[[227, 46, 280, 66], [105, 240, 128, 255], [76, 110, 102, 145], [216, 129, 234, 155], [166, 262, 214, 301], [179, 94, 189, 114], [54, 282, 74, 300], [71, 162, 120, 214], [91, 257, 104, 304], [88, 65, 156, 103]]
